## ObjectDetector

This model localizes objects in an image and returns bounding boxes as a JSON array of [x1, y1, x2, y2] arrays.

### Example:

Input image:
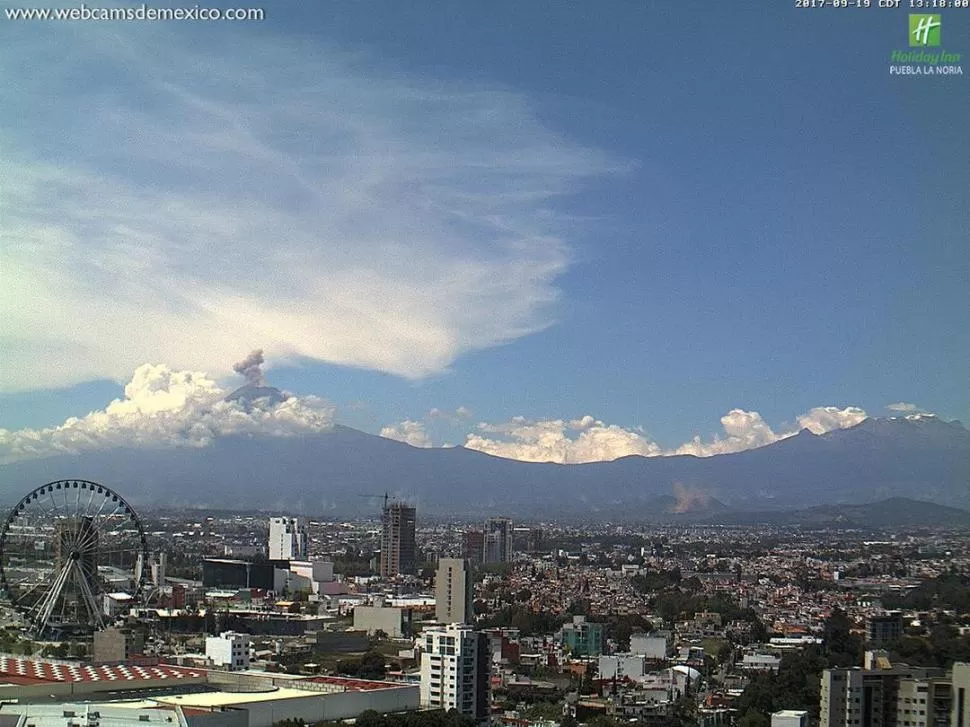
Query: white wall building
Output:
[[630, 632, 669, 660], [771, 710, 808, 727], [288, 559, 335, 595], [354, 605, 407, 638], [598, 655, 646, 680], [102, 592, 132, 618], [268, 517, 308, 561], [420, 624, 490, 724], [205, 631, 253, 671], [741, 653, 782, 672]]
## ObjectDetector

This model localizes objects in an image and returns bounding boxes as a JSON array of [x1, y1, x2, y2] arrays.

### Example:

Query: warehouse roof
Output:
[[0, 656, 205, 684]]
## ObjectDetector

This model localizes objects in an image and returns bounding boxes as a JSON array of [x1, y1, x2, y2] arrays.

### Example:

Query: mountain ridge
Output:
[[1, 416, 967, 518]]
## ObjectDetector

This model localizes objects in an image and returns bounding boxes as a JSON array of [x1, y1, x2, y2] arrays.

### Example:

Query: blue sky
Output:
[[1, 1, 968, 462]]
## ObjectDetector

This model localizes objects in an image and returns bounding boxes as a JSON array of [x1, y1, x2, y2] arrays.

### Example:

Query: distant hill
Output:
[[1, 416, 968, 518], [708, 497, 970, 528]]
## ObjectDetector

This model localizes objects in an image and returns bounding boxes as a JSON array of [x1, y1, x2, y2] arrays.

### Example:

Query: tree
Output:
[[587, 716, 623, 727], [356, 711, 388, 727], [824, 608, 862, 668], [749, 617, 769, 644], [670, 691, 698, 727], [358, 650, 387, 679], [737, 708, 770, 727]]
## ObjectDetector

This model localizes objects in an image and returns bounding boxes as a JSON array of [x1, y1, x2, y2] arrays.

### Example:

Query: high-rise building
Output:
[[420, 624, 490, 724], [463, 529, 485, 564], [380, 502, 416, 577], [436, 558, 474, 625], [953, 662, 970, 727], [483, 517, 512, 564], [268, 517, 308, 561], [512, 526, 543, 554], [820, 663, 952, 727], [867, 612, 904, 644]]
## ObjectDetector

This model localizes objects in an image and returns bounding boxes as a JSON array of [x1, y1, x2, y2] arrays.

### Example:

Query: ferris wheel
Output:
[[0, 480, 148, 639]]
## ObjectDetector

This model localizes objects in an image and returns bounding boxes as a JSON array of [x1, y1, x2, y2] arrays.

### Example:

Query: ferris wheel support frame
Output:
[[0, 479, 149, 639]]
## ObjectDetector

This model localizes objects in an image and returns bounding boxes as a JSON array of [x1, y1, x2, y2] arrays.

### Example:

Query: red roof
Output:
[[0, 656, 205, 684], [308, 675, 400, 691]]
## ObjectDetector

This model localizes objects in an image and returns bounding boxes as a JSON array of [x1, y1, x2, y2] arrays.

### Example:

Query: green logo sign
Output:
[[910, 14, 941, 47]]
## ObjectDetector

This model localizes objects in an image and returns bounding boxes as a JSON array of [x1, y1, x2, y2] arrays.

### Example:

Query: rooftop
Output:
[[0, 656, 205, 685]]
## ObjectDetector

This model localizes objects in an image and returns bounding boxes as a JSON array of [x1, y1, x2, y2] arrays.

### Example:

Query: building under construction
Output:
[[380, 501, 416, 578]]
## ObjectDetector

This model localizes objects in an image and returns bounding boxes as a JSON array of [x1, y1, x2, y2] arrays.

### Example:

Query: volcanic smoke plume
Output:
[[672, 482, 712, 513], [233, 349, 266, 386]]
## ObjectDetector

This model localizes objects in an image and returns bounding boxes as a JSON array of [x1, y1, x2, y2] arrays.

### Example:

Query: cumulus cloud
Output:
[[380, 420, 433, 448], [464, 405, 869, 463], [0, 363, 335, 465], [0, 24, 617, 393], [672, 405, 868, 457], [428, 406, 473, 422], [465, 416, 662, 463], [887, 402, 922, 413], [796, 406, 868, 434], [672, 409, 779, 457]]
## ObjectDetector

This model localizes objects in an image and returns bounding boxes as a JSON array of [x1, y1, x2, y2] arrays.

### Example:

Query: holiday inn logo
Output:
[[910, 14, 941, 47], [889, 14, 962, 76]]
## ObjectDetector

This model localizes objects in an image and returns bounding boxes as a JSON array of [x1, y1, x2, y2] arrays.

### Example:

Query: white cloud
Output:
[[0, 363, 335, 465], [0, 26, 616, 392], [428, 406, 473, 422], [380, 420, 433, 448], [672, 409, 779, 457], [673, 405, 868, 457], [796, 406, 868, 434], [465, 416, 662, 463], [464, 405, 869, 462], [887, 402, 920, 413]]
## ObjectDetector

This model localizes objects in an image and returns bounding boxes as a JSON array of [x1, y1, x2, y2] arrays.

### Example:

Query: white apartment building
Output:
[[420, 624, 490, 724], [205, 631, 253, 671], [268, 517, 308, 561]]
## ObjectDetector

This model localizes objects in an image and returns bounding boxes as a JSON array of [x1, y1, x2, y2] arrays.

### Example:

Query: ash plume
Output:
[[233, 349, 266, 386], [672, 482, 712, 514]]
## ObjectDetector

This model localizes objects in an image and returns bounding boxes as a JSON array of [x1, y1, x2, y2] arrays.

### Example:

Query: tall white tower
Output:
[[420, 624, 490, 724], [268, 517, 307, 561]]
